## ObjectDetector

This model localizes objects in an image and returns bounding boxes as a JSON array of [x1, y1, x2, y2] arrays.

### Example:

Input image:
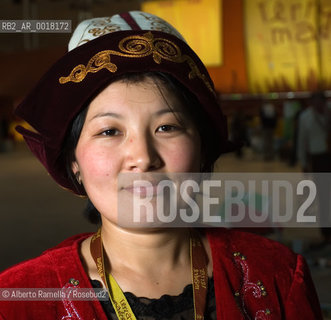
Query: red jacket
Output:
[[0, 229, 322, 319]]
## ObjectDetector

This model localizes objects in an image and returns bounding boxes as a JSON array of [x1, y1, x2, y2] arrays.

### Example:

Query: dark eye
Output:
[[157, 125, 179, 132], [101, 128, 120, 136]]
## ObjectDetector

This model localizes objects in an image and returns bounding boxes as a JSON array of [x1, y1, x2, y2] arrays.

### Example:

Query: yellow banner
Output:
[[245, 0, 319, 93], [320, 0, 331, 88], [141, 0, 222, 66]]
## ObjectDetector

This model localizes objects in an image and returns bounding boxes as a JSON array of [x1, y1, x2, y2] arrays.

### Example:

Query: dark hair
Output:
[[62, 71, 217, 224]]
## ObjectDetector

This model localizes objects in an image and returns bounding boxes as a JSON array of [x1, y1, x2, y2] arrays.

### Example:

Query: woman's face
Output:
[[72, 77, 201, 224]]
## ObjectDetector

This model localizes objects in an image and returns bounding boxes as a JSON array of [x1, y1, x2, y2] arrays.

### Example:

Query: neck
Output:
[[100, 221, 191, 276]]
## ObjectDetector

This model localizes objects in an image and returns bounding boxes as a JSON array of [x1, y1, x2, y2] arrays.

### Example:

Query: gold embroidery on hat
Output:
[[95, 17, 112, 26], [59, 50, 117, 83], [59, 32, 214, 93], [76, 18, 120, 48], [138, 12, 175, 35], [89, 24, 121, 37]]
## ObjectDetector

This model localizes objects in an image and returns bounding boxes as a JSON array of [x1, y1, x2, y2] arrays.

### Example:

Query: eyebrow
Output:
[[90, 112, 123, 121], [90, 109, 183, 121], [154, 108, 183, 116]]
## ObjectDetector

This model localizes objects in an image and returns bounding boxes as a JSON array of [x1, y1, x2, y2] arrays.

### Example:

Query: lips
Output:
[[123, 182, 160, 197], [118, 173, 178, 198]]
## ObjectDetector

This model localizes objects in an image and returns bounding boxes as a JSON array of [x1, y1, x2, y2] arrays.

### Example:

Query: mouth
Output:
[[121, 181, 162, 197], [118, 173, 176, 197]]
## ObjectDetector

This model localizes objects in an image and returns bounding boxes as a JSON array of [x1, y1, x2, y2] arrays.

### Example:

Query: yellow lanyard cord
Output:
[[107, 272, 136, 320]]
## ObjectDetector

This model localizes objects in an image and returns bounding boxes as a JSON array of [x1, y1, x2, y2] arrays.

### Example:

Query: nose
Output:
[[124, 133, 163, 172]]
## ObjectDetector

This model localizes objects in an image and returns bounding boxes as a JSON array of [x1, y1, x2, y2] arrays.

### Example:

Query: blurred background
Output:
[[0, 0, 331, 317]]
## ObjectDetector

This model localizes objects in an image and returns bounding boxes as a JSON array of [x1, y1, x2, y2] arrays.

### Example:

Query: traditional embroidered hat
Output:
[[15, 11, 233, 195]]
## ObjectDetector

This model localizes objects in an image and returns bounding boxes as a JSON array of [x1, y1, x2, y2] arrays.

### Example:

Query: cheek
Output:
[[165, 137, 201, 171], [75, 146, 119, 218], [76, 146, 117, 182]]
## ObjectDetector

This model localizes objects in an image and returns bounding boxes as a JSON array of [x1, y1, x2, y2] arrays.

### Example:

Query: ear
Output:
[[71, 161, 79, 175]]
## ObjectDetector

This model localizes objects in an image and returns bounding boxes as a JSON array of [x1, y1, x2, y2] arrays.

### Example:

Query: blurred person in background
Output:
[[260, 101, 278, 161], [297, 91, 331, 244]]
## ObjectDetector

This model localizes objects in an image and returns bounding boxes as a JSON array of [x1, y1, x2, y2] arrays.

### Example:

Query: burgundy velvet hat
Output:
[[15, 11, 233, 195]]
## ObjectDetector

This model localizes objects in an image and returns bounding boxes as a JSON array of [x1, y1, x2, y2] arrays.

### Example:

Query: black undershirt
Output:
[[91, 277, 216, 320]]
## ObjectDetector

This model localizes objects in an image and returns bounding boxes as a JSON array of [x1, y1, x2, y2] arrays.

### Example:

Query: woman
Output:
[[0, 11, 322, 319]]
